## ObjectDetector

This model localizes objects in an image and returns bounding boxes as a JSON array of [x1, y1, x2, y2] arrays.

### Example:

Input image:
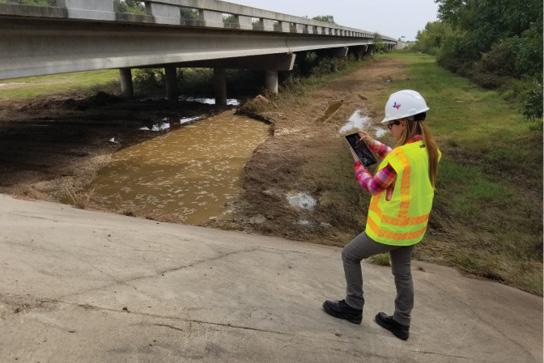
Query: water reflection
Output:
[[181, 97, 240, 106], [140, 122, 171, 132], [89, 111, 269, 225]]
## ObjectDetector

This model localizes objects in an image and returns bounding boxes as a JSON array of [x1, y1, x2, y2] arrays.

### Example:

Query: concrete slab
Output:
[[0, 194, 542, 362]]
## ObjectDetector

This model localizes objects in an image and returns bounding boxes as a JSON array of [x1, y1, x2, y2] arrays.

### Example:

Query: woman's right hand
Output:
[[358, 130, 375, 145]]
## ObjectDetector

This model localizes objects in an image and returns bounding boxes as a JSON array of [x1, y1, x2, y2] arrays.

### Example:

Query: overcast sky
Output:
[[228, 0, 439, 41]]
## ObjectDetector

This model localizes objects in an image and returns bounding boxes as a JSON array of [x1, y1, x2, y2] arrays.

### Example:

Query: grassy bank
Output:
[[376, 53, 542, 295], [0, 70, 120, 99]]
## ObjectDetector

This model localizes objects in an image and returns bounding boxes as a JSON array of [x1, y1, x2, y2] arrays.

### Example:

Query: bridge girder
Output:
[[0, 17, 377, 80]]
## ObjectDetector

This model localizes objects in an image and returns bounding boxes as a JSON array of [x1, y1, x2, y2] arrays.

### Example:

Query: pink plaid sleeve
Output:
[[369, 140, 392, 160], [354, 161, 397, 196]]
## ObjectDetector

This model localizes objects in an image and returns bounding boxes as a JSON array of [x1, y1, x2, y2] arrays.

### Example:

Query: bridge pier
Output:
[[165, 66, 178, 101], [265, 70, 279, 94], [119, 68, 133, 98], [214, 68, 227, 107]]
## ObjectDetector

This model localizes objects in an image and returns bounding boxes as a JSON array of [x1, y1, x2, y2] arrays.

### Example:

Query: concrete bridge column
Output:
[[214, 68, 227, 107], [119, 68, 133, 98], [265, 70, 279, 94], [165, 66, 178, 101]]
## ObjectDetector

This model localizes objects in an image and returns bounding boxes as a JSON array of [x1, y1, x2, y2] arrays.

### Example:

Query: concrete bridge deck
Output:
[[0, 0, 397, 102]]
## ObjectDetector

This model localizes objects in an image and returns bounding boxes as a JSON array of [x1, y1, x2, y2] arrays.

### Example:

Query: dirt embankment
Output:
[[224, 57, 408, 243], [0, 57, 408, 245]]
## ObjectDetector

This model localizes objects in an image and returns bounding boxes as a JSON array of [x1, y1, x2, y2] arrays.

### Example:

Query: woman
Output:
[[323, 90, 440, 341]]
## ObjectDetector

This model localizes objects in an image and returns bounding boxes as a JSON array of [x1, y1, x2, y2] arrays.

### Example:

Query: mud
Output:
[[0, 57, 408, 244], [0, 93, 225, 200]]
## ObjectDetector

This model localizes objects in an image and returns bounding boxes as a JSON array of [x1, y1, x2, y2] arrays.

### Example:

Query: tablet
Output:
[[345, 133, 377, 167]]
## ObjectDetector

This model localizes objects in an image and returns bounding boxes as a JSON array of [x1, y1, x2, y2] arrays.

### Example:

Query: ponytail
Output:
[[397, 117, 439, 188]]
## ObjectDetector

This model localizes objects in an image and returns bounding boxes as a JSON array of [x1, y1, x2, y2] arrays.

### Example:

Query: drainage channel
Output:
[[86, 110, 270, 225]]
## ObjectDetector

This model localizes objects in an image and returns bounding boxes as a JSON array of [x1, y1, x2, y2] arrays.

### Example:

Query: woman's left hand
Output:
[[350, 149, 359, 162]]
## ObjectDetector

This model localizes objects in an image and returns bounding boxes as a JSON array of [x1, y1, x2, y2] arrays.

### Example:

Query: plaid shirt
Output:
[[354, 135, 423, 200]]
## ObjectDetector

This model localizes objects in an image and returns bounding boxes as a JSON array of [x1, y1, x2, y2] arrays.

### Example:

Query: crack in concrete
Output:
[[152, 323, 185, 332], [150, 319, 289, 336], [405, 350, 469, 359], [12, 297, 292, 337], [55, 247, 261, 300], [183, 318, 290, 336]]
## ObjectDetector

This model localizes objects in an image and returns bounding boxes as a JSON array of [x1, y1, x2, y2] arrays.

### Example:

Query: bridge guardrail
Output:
[[0, 0, 396, 44]]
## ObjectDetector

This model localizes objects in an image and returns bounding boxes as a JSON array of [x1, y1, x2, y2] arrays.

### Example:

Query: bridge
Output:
[[0, 0, 397, 104]]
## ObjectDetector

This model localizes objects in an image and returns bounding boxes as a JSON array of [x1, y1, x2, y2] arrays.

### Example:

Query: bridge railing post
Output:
[[199, 9, 223, 27], [236, 15, 253, 30], [262, 19, 275, 31], [275, 21, 289, 32], [144, 1, 181, 25], [57, 0, 114, 20]]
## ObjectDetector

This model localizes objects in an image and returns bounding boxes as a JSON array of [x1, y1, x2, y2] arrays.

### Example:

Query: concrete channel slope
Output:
[[0, 194, 542, 362]]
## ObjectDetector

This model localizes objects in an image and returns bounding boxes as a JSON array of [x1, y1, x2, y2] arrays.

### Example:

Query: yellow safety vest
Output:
[[365, 141, 439, 246]]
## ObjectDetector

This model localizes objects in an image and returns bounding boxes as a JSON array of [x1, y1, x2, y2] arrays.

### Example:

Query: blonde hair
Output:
[[397, 119, 439, 188]]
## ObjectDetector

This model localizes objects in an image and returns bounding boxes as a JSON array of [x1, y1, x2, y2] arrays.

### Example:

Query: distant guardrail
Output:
[[0, 0, 397, 44]]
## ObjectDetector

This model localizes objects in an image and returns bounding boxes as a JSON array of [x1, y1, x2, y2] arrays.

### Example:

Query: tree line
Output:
[[413, 0, 542, 121]]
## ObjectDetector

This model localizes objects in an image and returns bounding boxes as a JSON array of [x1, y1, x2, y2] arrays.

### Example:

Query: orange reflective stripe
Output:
[[369, 202, 429, 226], [367, 216, 428, 241], [396, 149, 411, 218], [382, 213, 430, 226], [370, 190, 381, 211]]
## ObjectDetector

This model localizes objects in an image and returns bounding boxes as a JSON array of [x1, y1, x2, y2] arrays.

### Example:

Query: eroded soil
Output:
[[0, 57, 408, 245]]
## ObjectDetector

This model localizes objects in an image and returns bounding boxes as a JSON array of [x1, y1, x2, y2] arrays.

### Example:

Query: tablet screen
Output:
[[345, 133, 377, 167]]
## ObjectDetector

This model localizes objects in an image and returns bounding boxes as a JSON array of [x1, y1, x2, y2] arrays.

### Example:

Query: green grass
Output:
[[0, 70, 120, 99], [376, 52, 543, 295]]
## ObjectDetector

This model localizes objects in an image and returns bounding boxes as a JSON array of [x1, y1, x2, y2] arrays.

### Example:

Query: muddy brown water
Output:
[[87, 110, 270, 225]]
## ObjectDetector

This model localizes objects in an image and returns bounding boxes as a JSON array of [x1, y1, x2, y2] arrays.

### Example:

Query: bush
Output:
[[133, 68, 165, 95], [522, 80, 544, 121], [476, 41, 517, 78]]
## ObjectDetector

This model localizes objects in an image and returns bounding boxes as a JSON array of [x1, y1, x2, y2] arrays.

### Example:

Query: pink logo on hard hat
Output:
[[393, 102, 401, 110]]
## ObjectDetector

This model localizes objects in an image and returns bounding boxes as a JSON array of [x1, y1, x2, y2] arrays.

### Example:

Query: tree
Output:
[[435, 0, 542, 61], [0, 0, 56, 5], [180, 8, 198, 20], [413, 21, 452, 55], [415, 0, 543, 120], [113, 0, 144, 14], [312, 15, 335, 24]]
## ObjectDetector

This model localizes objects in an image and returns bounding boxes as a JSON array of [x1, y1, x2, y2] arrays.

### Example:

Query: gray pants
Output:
[[342, 231, 414, 326]]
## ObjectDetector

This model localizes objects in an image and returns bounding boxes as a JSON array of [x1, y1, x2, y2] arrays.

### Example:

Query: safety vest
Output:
[[365, 141, 438, 246]]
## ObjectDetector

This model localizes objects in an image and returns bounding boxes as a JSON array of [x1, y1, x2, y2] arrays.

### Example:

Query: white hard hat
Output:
[[381, 90, 430, 123]]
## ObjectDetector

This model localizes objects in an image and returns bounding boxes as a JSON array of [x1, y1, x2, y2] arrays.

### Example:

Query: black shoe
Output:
[[375, 312, 410, 340], [322, 299, 362, 324]]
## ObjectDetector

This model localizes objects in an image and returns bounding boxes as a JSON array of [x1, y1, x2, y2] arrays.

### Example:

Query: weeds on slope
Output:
[[377, 53, 542, 295]]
